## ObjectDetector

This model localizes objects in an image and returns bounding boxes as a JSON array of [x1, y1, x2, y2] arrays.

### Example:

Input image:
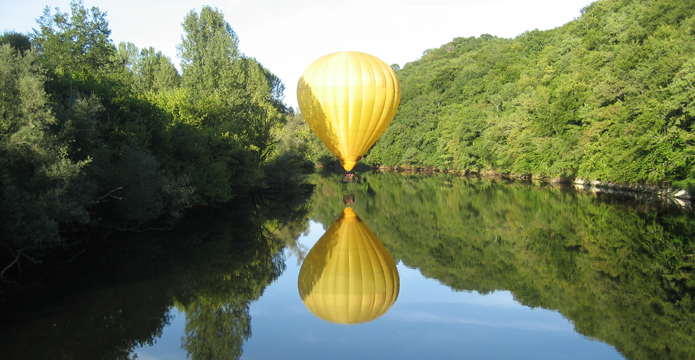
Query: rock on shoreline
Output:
[[372, 165, 691, 205], [573, 178, 691, 200]]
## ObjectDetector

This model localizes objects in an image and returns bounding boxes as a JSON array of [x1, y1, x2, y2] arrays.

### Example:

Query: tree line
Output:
[[0, 1, 312, 265], [3, 0, 693, 278], [346, 0, 695, 189]]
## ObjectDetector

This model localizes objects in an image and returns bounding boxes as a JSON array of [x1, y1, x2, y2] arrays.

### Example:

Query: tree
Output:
[[117, 42, 180, 93], [178, 6, 241, 100], [0, 0, 307, 273], [155, 5, 290, 203], [28, 0, 194, 229], [366, 0, 695, 184], [177, 6, 283, 156], [0, 31, 31, 54], [0, 44, 92, 259], [33, 0, 116, 79]]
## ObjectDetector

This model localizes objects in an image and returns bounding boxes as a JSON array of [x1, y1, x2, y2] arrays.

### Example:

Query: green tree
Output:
[[0, 44, 92, 259], [29, 0, 194, 229], [178, 6, 241, 100], [145, 5, 293, 204], [1, 0, 308, 271], [367, 0, 695, 185], [177, 6, 282, 159], [32, 0, 116, 89], [0, 31, 32, 54], [117, 42, 180, 93]]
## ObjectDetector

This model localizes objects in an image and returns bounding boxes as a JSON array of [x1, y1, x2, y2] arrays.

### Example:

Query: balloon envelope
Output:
[[297, 51, 401, 171], [298, 207, 400, 324]]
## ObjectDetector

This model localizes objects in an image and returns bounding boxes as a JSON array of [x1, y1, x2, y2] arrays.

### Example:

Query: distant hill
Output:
[[367, 0, 695, 188]]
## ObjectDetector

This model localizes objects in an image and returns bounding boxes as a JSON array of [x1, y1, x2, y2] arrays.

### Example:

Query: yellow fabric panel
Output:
[[297, 51, 401, 171], [298, 207, 400, 324]]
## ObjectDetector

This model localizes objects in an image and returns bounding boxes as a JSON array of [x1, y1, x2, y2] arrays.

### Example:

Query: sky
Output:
[[2, 0, 595, 109]]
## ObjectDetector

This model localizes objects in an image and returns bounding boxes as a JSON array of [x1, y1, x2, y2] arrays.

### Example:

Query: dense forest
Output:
[[3, 0, 694, 357], [0, 1, 311, 269], [359, 0, 695, 188], [309, 171, 695, 360], [3, 0, 695, 282]]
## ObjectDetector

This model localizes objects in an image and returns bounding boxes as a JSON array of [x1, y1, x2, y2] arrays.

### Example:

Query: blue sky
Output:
[[2, 0, 595, 108]]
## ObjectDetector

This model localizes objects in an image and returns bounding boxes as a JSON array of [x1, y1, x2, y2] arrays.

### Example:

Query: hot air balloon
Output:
[[297, 51, 401, 172], [298, 207, 399, 324]]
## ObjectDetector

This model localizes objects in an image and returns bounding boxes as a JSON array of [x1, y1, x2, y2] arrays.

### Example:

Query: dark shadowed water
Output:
[[1, 171, 693, 360]]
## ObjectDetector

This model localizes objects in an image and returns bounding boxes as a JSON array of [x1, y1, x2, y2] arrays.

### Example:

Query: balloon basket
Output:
[[342, 171, 355, 183]]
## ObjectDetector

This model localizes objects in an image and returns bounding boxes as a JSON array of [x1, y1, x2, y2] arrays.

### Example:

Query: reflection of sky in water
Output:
[[131, 308, 187, 360], [134, 220, 624, 360]]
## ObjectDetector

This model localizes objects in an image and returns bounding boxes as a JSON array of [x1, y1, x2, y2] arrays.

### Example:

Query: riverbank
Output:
[[370, 164, 692, 208]]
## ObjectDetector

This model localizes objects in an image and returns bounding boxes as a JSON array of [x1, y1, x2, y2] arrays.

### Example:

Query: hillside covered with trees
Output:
[[0, 1, 310, 268], [3, 0, 694, 279], [363, 0, 695, 189]]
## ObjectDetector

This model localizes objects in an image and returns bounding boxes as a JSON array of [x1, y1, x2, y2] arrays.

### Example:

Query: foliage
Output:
[[260, 111, 321, 188], [1, 1, 309, 272], [0, 44, 92, 254], [29, 0, 193, 229], [0, 31, 32, 53], [117, 41, 180, 93], [363, 0, 695, 185], [177, 6, 282, 159]]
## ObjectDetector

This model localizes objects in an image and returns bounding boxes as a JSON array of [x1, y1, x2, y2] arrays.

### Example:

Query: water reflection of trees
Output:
[[0, 187, 312, 360], [310, 171, 695, 360]]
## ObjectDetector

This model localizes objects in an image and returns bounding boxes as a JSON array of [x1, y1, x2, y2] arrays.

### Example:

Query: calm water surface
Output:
[[1, 171, 693, 360]]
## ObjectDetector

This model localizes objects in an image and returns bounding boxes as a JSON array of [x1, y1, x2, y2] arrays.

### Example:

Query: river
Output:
[[1, 170, 693, 359]]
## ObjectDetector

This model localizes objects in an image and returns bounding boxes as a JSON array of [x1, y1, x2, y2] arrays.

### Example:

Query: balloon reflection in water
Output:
[[298, 207, 400, 324]]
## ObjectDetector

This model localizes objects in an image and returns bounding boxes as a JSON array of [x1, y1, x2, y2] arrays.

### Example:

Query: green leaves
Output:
[[176, 6, 283, 158], [33, 0, 116, 78], [0, 44, 92, 249], [117, 42, 180, 93], [0, 1, 297, 258], [369, 0, 695, 184]]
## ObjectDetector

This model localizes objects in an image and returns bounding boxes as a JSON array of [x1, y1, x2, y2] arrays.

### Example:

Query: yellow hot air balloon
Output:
[[297, 51, 401, 171], [298, 207, 399, 324]]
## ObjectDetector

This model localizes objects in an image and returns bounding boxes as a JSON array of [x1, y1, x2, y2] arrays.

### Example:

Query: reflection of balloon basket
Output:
[[298, 207, 399, 324], [342, 195, 355, 205]]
